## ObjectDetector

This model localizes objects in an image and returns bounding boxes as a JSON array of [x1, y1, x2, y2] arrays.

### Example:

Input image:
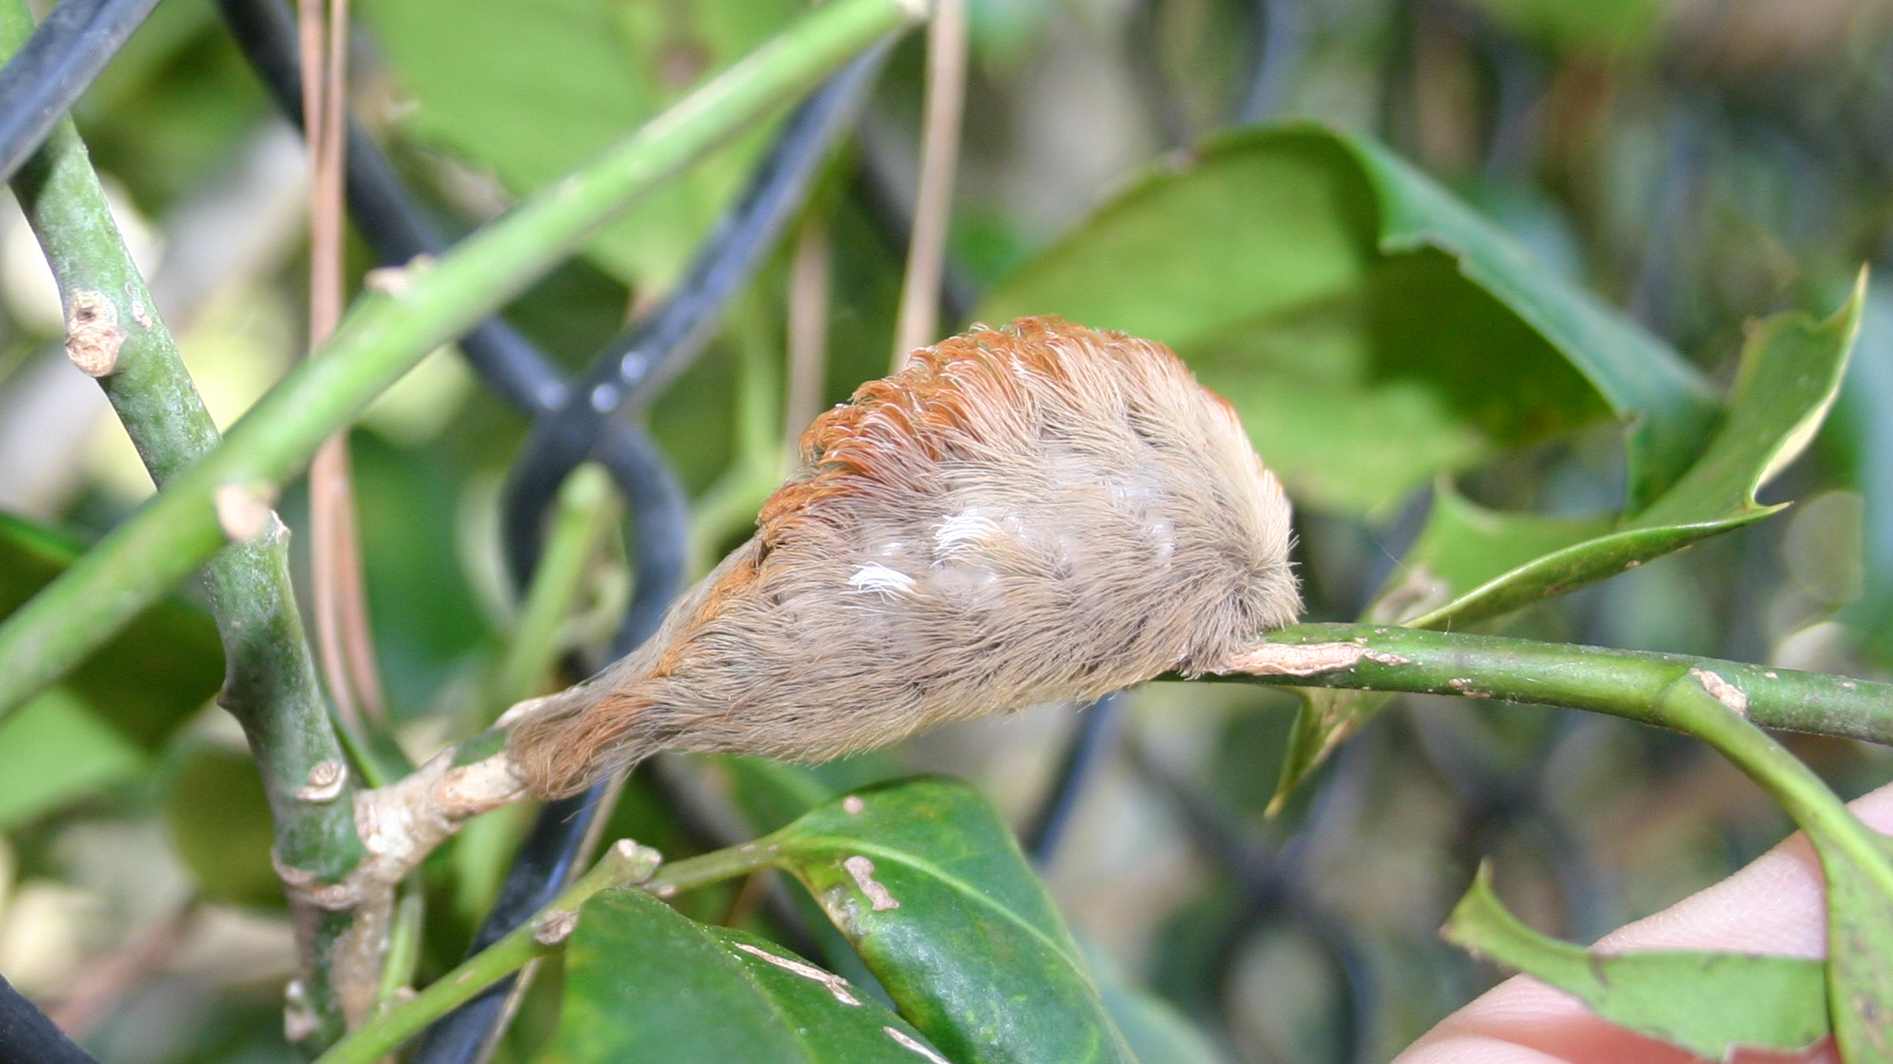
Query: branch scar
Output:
[[295, 759, 347, 802], [533, 909, 578, 947], [1689, 668, 1749, 718], [1219, 642, 1408, 677], [215, 482, 279, 543], [64, 290, 123, 376]]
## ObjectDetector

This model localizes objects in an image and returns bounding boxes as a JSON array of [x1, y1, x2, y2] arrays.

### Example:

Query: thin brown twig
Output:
[[784, 216, 830, 453], [48, 898, 200, 1038], [890, 0, 966, 367], [299, 0, 386, 728], [325, 1, 384, 723]]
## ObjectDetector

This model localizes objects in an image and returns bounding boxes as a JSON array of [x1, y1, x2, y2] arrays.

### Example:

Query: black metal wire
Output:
[[0, 0, 162, 184], [1406, 706, 1613, 941], [1124, 734, 1376, 1064], [1472, 24, 1544, 179], [409, 434, 685, 1064], [214, 0, 692, 648], [1236, 0, 1306, 124], [1127, 0, 1196, 149], [215, 0, 561, 410], [0, 974, 94, 1064], [408, 786, 606, 1064], [1023, 695, 1122, 865], [500, 46, 891, 582]]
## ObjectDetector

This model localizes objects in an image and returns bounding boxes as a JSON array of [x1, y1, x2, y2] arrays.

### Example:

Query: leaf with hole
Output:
[[766, 777, 1134, 1064], [541, 886, 943, 1062], [1443, 862, 1828, 1058], [978, 123, 1716, 516], [1270, 277, 1868, 809]]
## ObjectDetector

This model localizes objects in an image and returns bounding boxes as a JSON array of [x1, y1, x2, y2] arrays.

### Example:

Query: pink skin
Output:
[[1398, 781, 1893, 1064]]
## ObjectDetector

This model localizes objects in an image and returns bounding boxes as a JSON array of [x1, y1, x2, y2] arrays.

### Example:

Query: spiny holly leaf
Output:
[[1270, 277, 1867, 810], [766, 778, 1135, 1064], [542, 886, 943, 1063], [1443, 862, 1828, 1059], [363, 0, 800, 292], [978, 123, 1717, 516]]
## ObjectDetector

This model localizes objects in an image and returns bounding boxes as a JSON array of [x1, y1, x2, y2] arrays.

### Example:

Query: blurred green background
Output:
[[3, 0, 1893, 1060]]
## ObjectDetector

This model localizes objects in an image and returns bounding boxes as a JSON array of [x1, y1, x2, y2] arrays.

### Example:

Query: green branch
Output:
[[1217, 622, 1893, 745], [0, 0, 365, 1042], [492, 464, 615, 710], [0, 0, 926, 718], [313, 837, 779, 1064], [314, 840, 667, 1064]]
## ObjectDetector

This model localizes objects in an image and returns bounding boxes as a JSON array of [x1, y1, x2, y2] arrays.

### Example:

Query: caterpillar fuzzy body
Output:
[[509, 317, 1300, 798]]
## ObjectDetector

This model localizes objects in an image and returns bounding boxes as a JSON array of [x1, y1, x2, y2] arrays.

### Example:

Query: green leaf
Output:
[[542, 887, 943, 1063], [767, 778, 1135, 1064], [0, 512, 219, 747], [1463, 0, 1663, 53], [162, 744, 283, 909], [977, 124, 1717, 516], [1365, 481, 1616, 625], [363, 0, 799, 291], [0, 688, 145, 829], [1442, 862, 1828, 1058], [1270, 277, 1868, 810], [343, 433, 495, 716], [716, 754, 907, 835]]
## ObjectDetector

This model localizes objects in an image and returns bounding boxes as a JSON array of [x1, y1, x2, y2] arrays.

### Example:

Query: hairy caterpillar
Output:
[[509, 316, 1300, 798]]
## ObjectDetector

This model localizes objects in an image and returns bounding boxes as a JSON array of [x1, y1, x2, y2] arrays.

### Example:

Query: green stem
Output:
[[643, 840, 782, 897], [1655, 675, 1891, 884], [1223, 623, 1893, 746], [0, 0, 925, 718], [374, 880, 426, 1013], [492, 464, 614, 710], [1655, 671, 1893, 1061], [314, 840, 665, 1064], [0, 0, 364, 1042]]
